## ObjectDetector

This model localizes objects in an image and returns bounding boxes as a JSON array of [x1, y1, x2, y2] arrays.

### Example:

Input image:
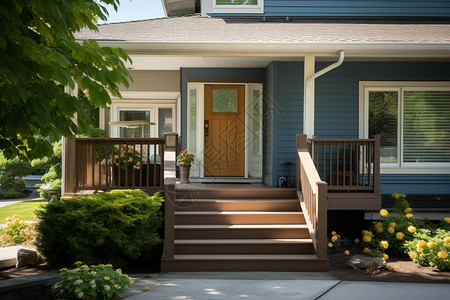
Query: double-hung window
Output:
[[360, 82, 450, 173], [212, 0, 264, 14]]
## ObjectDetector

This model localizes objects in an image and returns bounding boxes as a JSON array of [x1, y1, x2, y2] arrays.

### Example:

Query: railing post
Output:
[[316, 181, 328, 259], [163, 179, 175, 259], [373, 134, 381, 195], [62, 136, 76, 197], [296, 134, 308, 190]]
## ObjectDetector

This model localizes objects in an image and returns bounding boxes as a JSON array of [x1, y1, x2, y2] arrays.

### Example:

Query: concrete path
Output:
[[122, 272, 450, 300], [0, 192, 43, 208]]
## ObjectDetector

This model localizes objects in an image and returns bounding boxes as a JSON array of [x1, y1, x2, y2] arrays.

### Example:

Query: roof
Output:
[[76, 16, 450, 57]]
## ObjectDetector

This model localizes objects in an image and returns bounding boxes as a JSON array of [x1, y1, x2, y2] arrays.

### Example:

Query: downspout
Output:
[[304, 50, 345, 138]]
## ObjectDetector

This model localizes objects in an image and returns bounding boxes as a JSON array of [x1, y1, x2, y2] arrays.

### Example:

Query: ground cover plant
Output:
[[35, 190, 164, 267], [53, 261, 134, 299]]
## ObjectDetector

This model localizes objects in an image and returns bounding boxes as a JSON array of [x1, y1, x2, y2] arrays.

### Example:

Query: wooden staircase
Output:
[[161, 186, 329, 272]]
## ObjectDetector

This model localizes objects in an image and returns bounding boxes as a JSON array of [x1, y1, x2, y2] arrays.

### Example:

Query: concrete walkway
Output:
[[0, 192, 42, 208], [121, 272, 450, 300]]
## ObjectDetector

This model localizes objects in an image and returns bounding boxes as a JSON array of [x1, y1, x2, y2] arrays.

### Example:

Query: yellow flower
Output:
[[363, 235, 372, 243], [444, 243, 450, 248], [396, 232, 405, 240], [383, 254, 389, 260], [392, 193, 399, 199], [344, 250, 350, 256], [362, 230, 373, 237], [405, 213, 413, 219], [417, 240, 427, 248], [363, 247, 372, 254], [74, 261, 83, 266], [380, 209, 389, 218], [331, 231, 336, 236], [328, 243, 333, 248], [389, 222, 397, 229], [59, 268, 68, 272], [437, 251, 448, 259], [144, 286, 150, 291], [331, 235, 338, 242], [444, 217, 450, 224], [104, 285, 111, 291], [400, 193, 406, 198], [380, 241, 389, 249], [404, 207, 412, 213], [374, 222, 383, 228], [77, 292, 84, 299], [409, 251, 418, 259], [427, 242, 437, 248], [104, 276, 110, 281], [444, 237, 450, 243], [376, 227, 383, 233], [387, 227, 395, 234], [408, 226, 416, 233]]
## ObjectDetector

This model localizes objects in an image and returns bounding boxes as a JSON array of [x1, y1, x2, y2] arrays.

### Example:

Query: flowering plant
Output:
[[0, 215, 38, 247], [113, 145, 142, 171], [327, 231, 341, 253], [176, 149, 195, 167], [53, 261, 134, 299]]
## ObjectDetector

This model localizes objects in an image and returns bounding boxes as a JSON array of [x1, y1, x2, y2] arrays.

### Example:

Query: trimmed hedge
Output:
[[36, 190, 164, 267]]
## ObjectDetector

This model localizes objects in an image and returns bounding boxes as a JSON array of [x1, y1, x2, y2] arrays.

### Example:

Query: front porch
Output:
[[63, 133, 380, 271]]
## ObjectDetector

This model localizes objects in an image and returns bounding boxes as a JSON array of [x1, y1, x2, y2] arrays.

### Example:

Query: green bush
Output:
[[39, 141, 62, 199], [404, 228, 450, 271], [35, 190, 164, 267], [0, 157, 33, 178], [0, 172, 27, 198]]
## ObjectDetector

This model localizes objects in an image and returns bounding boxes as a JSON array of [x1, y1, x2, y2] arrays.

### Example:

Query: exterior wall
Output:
[[264, 0, 450, 17], [180, 67, 266, 148], [120, 70, 180, 92], [314, 61, 450, 194], [265, 62, 304, 186]]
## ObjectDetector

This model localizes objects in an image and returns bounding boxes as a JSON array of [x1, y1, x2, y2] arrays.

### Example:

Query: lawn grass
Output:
[[0, 200, 47, 222]]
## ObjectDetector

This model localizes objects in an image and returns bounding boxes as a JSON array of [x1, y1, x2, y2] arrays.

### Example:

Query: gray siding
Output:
[[264, 0, 450, 17], [314, 62, 450, 194], [121, 70, 180, 92]]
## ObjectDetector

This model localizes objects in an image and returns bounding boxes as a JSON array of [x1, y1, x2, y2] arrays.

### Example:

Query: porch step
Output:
[[175, 211, 305, 225], [174, 239, 315, 255], [161, 254, 329, 272], [175, 187, 297, 200], [174, 199, 300, 211], [174, 224, 310, 239]]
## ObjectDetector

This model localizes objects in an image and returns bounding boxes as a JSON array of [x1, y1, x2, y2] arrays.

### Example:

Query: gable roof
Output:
[[76, 16, 450, 57]]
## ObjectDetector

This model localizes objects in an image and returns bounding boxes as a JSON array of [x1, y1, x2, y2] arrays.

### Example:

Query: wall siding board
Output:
[[264, 63, 275, 185], [264, 0, 450, 17], [314, 61, 450, 194]]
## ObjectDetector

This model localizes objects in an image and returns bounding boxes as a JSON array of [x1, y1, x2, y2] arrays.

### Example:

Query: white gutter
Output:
[[304, 51, 344, 138]]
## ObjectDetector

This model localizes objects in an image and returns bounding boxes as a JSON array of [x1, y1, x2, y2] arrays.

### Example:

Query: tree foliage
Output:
[[0, 0, 131, 159]]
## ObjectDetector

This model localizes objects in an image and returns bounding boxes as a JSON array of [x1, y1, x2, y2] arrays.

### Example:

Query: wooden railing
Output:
[[296, 134, 328, 260], [310, 135, 380, 194], [75, 138, 164, 192]]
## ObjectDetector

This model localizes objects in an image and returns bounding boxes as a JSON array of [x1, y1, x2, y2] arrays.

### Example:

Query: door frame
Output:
[[187, 82, 263, 181]]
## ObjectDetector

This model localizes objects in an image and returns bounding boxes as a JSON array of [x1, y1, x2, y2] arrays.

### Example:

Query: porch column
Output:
[[303, 55, 315, 138]]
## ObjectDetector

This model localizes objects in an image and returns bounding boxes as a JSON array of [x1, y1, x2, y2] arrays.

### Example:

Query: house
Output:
[[64, 0, 450, 271]]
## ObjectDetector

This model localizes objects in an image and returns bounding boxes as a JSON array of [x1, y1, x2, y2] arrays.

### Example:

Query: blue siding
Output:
[[314, 62, 450, 194], [269, 62, 304, 186], [264, 64, 274, 185], [264, 0, 450, 17], [180, 68, 266, 149]]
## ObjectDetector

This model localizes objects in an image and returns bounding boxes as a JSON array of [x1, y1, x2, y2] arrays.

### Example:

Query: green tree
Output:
[[0, 0, 131, 160]]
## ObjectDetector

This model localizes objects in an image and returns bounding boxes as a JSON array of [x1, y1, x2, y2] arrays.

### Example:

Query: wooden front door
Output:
[[204, 85, 245, 177]]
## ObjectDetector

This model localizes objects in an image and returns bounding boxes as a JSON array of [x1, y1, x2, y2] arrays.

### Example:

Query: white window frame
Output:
[[359, 81, 450, 174], [209, 0, 264, 14]]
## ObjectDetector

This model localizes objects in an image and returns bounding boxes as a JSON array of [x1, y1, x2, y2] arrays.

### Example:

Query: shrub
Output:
[[361, 193, 422, 257], [53, 262, 134, 299], [404, 227, 450, 271], [35, 190, 164, 267], [0, 215, 38, 247], [0, 172, 27, 198], [39, 141, 62, 199], [0, 158, 33, 179]]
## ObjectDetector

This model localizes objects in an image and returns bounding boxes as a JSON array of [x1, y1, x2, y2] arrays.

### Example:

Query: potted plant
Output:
[[176, 149, 195, 184], [113, 145, 143, 186]]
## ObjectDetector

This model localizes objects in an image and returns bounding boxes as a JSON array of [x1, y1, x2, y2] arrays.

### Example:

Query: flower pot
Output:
[[180, 165, 191, 184]]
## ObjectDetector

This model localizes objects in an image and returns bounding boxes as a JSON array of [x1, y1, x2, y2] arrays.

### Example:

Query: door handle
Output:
[[204, 120, 209, 146]]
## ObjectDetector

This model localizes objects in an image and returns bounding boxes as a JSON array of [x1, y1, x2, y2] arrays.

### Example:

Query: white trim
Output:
[[359, 81, 450, 174], [211, 0, 264, 14], [303, 55, 315, 137], [112, 91, 180, 100]]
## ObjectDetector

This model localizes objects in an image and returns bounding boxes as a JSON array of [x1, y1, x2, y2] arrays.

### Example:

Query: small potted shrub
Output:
[[176, 149, 195, 184]]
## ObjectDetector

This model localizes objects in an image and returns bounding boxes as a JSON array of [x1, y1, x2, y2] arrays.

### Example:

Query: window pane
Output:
[[119, 110, 151, 138], [213, 90, 237, 113], [216, 0, 258, 5], [369, 91, 398, 163], [252, 90, 261, 155], [189, 89, 197, 153], [403, 91, 450, 163], [158, 108, 172, 137]]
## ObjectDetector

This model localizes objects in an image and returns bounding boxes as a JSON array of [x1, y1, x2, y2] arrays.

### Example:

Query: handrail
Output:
[[296, 134, 328, 260], [74, 138, 165, 192]]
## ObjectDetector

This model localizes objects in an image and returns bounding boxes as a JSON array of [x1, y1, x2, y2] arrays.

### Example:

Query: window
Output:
[[119, 110, 152, 138], [361, 82, 450, 172], [212, 0, 263, 13]]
